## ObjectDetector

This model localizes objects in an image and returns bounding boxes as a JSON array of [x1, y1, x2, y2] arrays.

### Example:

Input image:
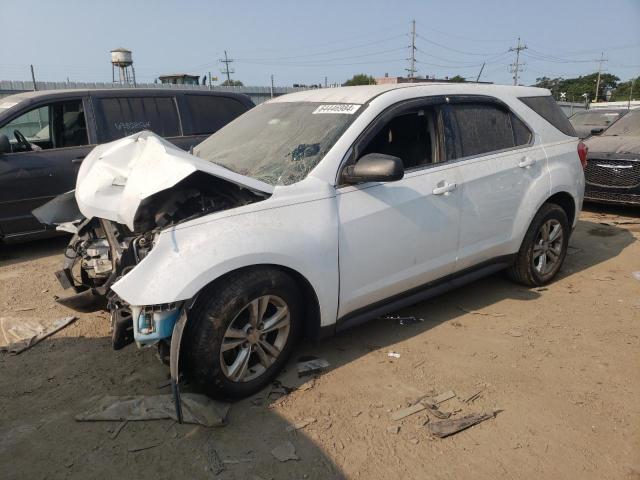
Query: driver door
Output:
[[336, 98, 463, 318], [0, 98, 93, 237]]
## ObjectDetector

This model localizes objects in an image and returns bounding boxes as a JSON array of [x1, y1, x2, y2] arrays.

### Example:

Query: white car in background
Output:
[[42, 83, 586, 400]]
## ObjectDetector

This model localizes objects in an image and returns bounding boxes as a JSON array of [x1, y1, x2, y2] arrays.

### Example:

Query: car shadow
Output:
[[0, 234, 69, 266]]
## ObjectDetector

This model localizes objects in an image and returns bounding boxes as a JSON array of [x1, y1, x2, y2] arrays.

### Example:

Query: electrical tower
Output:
[[594, 52, 608, 102], [405, 19, 417, 80], [509, 37, 527, 85], [220, 50, 235, 84]]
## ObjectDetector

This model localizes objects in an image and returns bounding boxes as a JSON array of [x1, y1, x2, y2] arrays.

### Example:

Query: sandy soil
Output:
[[1, 205, 639, 480]]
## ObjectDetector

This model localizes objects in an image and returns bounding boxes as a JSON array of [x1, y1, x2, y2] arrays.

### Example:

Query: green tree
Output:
[[533, 73, 619, 102], [610, 77, 639, 101], [448, 75, 466, 83], [221, 79, 244, 87], [343, 74, 376, 86]]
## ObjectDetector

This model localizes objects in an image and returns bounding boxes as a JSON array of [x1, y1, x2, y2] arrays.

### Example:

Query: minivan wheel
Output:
[[508, 203, 570, 287], [184, 269, 302, 399]]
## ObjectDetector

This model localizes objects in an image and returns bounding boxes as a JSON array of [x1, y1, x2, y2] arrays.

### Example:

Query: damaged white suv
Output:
[[39, 84, 586, 399]]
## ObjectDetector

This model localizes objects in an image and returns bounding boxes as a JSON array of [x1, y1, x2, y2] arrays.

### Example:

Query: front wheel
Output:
[[184, 268, 302, 399], [508, 203, 570, 287]]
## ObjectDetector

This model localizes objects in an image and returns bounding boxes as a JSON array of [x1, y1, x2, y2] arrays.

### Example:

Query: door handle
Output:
[[71, 156, 85, 164], [432, 182, 457, 195], [518, 156, 536, 168]]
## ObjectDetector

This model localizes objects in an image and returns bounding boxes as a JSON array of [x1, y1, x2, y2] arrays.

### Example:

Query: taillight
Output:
[[577, 141, 588, 169]]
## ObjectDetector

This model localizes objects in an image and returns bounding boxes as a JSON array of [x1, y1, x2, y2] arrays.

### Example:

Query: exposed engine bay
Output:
[[55, 172, 265, 349]]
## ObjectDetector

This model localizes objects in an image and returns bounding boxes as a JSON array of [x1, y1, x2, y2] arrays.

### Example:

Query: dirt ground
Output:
[[1, 204, 639, 480]]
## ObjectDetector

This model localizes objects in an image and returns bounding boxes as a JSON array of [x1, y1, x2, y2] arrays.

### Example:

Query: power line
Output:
[[509, 37, 527, 85]]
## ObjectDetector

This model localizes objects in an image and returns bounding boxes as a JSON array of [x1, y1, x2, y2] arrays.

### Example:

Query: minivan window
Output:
[[519, 95, 576, 136], [95, 96, 181, 142], [0, 100, 87, 152], [450, 103, 515, 158], [184, 95, 248, 135]]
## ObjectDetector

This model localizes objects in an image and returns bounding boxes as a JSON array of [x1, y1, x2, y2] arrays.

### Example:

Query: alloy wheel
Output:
[[220, 295, 291, 383], [532, 219, 564, 276]]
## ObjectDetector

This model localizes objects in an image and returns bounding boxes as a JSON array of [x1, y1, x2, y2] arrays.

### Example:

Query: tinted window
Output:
[[519, 96, 576, 136], [511, 113, 532, 146], [184, 95, 248, 135], [451, 103, 514, 157], [95, 96, 181, 142]]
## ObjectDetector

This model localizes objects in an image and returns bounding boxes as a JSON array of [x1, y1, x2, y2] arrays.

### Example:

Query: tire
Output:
[[508, 203, 570, 287], [184, 268, 302, 399]]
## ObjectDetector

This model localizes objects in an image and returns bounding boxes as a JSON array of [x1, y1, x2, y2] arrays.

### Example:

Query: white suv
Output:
[[44, 83, 586, 399]]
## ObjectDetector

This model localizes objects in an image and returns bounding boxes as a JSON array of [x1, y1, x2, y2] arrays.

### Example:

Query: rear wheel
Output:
[[508, 203, 569, 287], [184, 268, 302, 399]]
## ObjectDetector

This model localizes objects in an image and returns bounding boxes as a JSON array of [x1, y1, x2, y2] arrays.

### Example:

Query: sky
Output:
[[1, 0, 639, 87]]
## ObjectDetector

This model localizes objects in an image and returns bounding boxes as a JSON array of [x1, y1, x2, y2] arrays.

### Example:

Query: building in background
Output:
[[158, 74, 201, 85]]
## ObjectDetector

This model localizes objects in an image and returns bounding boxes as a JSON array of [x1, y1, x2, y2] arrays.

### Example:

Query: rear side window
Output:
[[184, 95, 249, 135], [449, 103, 515, 158], [519, 96, 576, 136], [95, 96, 181, 142]]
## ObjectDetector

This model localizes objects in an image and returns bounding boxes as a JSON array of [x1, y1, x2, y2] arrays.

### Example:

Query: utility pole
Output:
[[208, 71, 212, 90], [509, 37, 527, 85], [270, 74, 274, 99], [594, 52, 608, 103], [30, 64, 37, 91], [220, 50, 234, 84], [405, 19, 417, 80], [324, 76, 328, 88], [629, 77, 636, 110]]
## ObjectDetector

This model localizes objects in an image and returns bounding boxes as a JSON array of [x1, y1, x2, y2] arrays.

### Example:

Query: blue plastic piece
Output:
[[134, 308, 181, 345]]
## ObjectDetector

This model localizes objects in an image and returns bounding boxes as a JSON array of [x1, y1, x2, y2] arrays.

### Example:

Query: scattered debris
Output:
[[298, 379, 316, 391], [428, 410, 500, 438], [463, 390, 483, 404], [426, 406, 451, 419], [205, 436, 225, 475], [412, 360, 425, 368], [286, 417, 316, 432], [409, 437, 420, 445], [430, 390, 456, 405], [381, 314, 425, 326], [110, 420, 128, 440], [457, 307, 505, 317], [391, 403, 426, 421], [387, 425, 400, 434], [127, 442, 161, 453], [13, 306, 37, 312], [352, 411, 362, 418], [271, 441, 299, 462], [387, 352, 401, 358], [75, 394, 229, 427], [297, 356, 330, 377], [0, 316, 77, 354]]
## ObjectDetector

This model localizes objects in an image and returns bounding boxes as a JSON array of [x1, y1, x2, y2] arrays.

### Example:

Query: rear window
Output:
[[447, 102, 531, 159], [95, 96, 181, 142], [519, 96, 576, 137], [184, 95, 249, 135]]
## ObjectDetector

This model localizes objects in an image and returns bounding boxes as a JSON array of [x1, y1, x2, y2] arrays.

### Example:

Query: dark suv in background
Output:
[[0, 88, 253, 241]]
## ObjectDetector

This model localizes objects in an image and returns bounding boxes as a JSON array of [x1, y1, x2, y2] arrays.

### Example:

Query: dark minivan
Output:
[[0, 88, 254, 241]]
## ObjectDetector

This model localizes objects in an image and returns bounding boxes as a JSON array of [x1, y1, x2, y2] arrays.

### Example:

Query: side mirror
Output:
[[590, 127, 604, 135], [0, 134, 10, 154], [342, 153, 404, 184]]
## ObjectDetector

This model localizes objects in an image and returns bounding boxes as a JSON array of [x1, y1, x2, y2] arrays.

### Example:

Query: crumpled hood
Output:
[[76, 131, 274, 230], [584, 134, 640, 156]]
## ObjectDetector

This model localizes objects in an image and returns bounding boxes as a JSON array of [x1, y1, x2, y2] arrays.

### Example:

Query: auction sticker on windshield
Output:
[[312, 104, 361, 114]]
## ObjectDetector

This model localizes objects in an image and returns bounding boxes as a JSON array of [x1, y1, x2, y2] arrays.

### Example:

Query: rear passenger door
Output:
[[92, 95, 183, 145], [443, 97, 547, 270]]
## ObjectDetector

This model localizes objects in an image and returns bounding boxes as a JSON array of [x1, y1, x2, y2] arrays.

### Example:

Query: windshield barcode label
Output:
[[312, 104, 361, 115]]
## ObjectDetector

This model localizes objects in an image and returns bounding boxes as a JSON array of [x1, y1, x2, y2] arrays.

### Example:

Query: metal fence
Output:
[[0, 80, 308, 104]]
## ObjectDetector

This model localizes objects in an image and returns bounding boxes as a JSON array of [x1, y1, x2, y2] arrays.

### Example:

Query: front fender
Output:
[[111, 195, 339, 328]]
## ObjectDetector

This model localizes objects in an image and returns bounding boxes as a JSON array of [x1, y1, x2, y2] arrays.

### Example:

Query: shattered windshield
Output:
[[602, 109, 640, 136], [194, 102, 361, 185]]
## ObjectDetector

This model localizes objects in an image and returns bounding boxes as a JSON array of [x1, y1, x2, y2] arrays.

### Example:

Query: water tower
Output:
[[111, 48, 136, 85]]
